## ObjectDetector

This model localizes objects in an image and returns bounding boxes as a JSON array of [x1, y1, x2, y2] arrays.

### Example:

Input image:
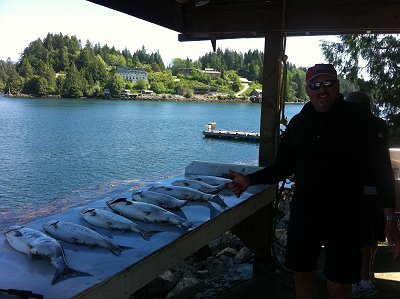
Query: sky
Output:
[[0, 0, 338, 68]]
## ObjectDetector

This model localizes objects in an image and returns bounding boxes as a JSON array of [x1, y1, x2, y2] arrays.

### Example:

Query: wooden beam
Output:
[[259, 32, 282, 167], [88, 1, 400, 36], [181, 3, 400, 35], [87, 0, 185, 32]]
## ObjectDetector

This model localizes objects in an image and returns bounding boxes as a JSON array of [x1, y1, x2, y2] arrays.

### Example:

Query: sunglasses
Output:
[[307, 79, 337, 90]]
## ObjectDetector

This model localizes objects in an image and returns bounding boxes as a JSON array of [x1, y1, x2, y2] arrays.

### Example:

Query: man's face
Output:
[[306, 74, 340, 112]]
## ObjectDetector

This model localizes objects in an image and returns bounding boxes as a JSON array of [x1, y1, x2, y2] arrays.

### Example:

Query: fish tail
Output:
[[52, 265, 91, 285], [209, 204, 220, 218], [181, 220, 193, 229], [140, 230, 160, 241], [210, 195, 228, 208], [111, 247, 122, 256]]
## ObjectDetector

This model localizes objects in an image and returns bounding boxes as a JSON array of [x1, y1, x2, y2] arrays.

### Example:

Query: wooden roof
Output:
[[88, 0, 400, 41]]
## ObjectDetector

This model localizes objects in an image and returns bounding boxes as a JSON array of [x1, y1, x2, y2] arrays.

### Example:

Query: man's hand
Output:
[[229, 170, 250, 198]]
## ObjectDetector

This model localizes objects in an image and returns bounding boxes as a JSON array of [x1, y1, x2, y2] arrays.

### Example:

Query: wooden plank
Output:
[[75, 185, 275, 298]]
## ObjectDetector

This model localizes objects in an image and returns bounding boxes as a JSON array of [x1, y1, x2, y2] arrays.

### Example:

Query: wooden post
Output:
[[231, 31, 283, 272]]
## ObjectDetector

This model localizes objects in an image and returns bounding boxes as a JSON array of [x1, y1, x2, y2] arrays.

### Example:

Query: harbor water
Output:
[[0, 97, 303, 231]]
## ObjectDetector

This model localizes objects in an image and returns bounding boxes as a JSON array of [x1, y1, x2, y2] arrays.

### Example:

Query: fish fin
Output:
[[52, 266, 91, 285], [118, 245, 134, 251], [111, 245, 134, 256]]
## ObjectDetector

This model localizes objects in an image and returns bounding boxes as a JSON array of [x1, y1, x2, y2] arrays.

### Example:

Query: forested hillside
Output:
[[0, 32, 308, 101]]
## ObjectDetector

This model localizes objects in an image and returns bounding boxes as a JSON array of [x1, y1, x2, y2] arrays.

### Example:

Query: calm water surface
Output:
[[0, 97, 303, 230]]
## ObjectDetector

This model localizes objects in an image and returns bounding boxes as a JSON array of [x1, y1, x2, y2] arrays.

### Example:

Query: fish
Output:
[[171, 179, 228, 194], [106, 198, 192, 228], [132, 190, 188, 209], [149, 185, 228, 208], [43, 220, 131, 256], [79, 207, 155, 240], [186, 175, 232, 186], [4, 225, 91, 285]]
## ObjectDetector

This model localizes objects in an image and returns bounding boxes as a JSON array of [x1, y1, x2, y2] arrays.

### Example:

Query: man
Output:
[[230, 64, 400, 299], [346, 91, 395, 298]]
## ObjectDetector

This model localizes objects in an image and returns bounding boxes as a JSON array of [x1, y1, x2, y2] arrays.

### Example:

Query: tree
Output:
[[321, 34, 400, 112], [3, 59, 23, 94], [62, 62, 85, 97], [134, 78, 148, 91], [105, 72, 125, 97], [287, 66, 307, 102], [320, 34, 400, 142]]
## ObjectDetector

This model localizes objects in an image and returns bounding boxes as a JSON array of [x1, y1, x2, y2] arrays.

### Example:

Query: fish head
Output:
[[79, 207, 97, 217], [106, 197, 129, 209], [3, 225, 23, 236], [43, 220, 59, 230]]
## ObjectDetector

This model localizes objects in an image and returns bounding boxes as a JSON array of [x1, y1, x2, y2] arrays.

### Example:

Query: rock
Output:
[[131, 270, 177, 297], [216, 247, 238, 258], [195, 269, 209, 279], [165, 277, 206, 299], [170, 261, 194, 280], [234, 246, 252, 262]]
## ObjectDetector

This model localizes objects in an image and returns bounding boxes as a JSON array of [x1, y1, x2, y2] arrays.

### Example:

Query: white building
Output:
[[116, 66, 148, 82]]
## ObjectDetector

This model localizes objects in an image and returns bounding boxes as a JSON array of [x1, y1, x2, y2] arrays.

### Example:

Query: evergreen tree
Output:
[[321, 34, 400, 142], [62, 62, 85, 97]]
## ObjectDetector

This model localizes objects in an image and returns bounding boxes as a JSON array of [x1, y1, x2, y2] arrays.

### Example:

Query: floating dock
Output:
[[203, 122, 260, 142]]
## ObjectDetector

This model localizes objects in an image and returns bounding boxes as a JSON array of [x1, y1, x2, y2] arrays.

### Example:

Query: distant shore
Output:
[[3, 93, 253, 103], [3, 93, 306, 104]]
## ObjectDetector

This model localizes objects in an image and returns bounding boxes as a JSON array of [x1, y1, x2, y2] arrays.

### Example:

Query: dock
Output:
[[203, 122, 260, 142]]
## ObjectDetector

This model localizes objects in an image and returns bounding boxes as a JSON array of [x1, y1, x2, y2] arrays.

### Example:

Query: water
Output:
[[0, 97, 303, 230]]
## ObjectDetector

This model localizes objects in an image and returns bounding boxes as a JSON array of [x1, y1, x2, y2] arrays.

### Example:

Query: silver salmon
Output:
[[187, 175, 232, 186], [4, 225, 91, 285], [132, 190, 188, 209], [106, 198, 192, 228], [43, 220, 130, 256], [149, 185, 228, 208], [171, 179, 227, 194], [79, 207, 154, 240]]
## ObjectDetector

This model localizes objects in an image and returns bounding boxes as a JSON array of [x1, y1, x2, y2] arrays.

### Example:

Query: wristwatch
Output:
[[385, 215, 399, 223]]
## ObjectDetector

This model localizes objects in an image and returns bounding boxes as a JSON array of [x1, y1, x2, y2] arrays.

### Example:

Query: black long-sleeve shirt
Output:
[[248, 97, 396, 212]]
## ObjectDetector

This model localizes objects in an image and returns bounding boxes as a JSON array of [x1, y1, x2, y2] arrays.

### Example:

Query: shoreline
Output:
[[3, 93, 306, 104]]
